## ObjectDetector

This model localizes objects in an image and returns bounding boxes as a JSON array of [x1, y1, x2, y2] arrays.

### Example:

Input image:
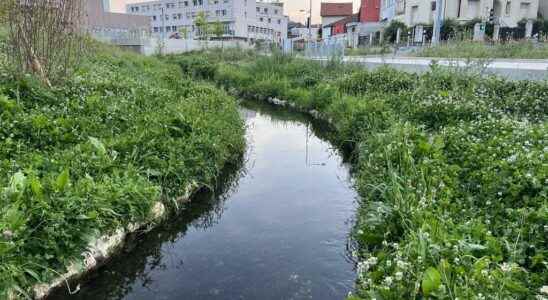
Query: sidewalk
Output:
[[311, 56, 548, 81]]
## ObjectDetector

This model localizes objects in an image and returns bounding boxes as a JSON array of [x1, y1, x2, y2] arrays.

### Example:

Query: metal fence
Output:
[[303, 38, 345, 59]]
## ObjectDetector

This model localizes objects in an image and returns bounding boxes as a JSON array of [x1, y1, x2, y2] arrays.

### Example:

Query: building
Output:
[[380, 0, 539, 28], [541, 1, 548, 18], [321, 2, 353, 38], [86, 0, 151, 51], [359, 0, 381, 22], [126, 0, 288, 44], [289, 26, 320, 39]]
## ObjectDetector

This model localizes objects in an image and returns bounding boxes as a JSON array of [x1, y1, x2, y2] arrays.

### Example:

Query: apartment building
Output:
[[86, 0, 150, 52], [541, 0, 548, 18], [320, 2, 353, 38], [380, 0, 539, 28], [126, 0, 288, 44]]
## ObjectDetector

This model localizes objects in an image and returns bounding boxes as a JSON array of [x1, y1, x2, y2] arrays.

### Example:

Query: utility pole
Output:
[[308, 0, 312, 41], [161, 7, 165, 55], [432, 0, 443, 45]]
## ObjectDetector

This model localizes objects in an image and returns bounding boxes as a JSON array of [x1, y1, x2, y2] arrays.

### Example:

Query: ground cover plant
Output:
[[0, 41, 245, 298], [413, 40, 548, 59], [174, 50, 548, 299]]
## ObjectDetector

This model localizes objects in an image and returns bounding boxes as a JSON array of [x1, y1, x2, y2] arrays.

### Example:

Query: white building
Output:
[[126, 0, 288, 44], [380, 0, 539, 28]]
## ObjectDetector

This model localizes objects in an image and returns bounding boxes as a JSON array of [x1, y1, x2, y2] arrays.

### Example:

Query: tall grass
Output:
[[0, 42, 245, 297], [414, 40, 548, 59]]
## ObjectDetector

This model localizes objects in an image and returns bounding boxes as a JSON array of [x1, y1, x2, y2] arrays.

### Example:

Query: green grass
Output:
[[0, 42, 245, 297], [413, 40, 548, 59], [175, 51, 548, 299]]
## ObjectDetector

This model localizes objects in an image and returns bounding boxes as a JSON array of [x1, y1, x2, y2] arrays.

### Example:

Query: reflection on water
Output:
[[49, 100, 358, 300]]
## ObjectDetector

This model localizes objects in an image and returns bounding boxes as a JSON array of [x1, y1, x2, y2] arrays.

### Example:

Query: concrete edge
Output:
[[8, 181, 200, 300]]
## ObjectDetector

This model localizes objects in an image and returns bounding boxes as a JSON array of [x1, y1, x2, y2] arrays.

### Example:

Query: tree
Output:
[[5, 0, 85, 86], [440, 19, 459, 40], [194, 11, 209, 48], [384, 20, 407, 43], [179, 27, 189, 40], [212, 20, 225, 50]]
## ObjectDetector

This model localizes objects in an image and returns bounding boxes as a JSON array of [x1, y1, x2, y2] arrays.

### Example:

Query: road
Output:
[[310, 56, 548, 81]]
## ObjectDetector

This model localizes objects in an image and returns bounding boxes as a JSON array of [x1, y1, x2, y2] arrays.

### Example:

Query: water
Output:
[[50, 100, 358, 300]]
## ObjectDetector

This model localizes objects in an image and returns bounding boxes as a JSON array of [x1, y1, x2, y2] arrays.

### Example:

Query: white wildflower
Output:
[[500, 262, 513, 272], [384, 276, 393, 286], [541, 286, 548, 295], [395, 271, 403, 281]]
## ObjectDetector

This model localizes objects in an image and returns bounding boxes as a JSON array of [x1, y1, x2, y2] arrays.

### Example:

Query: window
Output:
[[154, 27, 159, 32], [278, 19, 281, 24], [166, 26, 171, 32], [256, 7, 260, 12], [172, 26, 177, 31], [166, 3, 175, 9], [199, 0, 203, 5], [193, 0, 197, 6], [268, 18, 271, 23], [222, 9, 227, 16], [274, 9, 278, 14], [264, 8, 268, 13], [260, 17, 263, 22], [152, 15, 157, 21]]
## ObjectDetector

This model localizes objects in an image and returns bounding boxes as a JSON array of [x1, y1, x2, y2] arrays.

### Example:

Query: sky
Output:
[[115, 0, 362, 24]]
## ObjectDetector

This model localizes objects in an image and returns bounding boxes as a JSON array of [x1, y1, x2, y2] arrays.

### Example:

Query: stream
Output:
[[50, 100, 358, 300]]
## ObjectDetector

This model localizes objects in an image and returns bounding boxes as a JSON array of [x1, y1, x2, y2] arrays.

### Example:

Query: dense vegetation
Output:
[[414, 40, 548, 59], [175, 51, 547, 299], [0, 41, 245, 297]]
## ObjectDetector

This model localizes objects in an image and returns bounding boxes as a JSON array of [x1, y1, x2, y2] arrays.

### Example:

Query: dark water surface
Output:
[[50, 100, 358, 300]]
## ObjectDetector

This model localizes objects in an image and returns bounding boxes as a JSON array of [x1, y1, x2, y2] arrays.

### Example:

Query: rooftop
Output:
[[320, 2, 353, 17]]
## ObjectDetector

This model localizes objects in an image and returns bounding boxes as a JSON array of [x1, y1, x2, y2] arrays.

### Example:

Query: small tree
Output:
[[194, 11, 210, 49], [5, 0, 85, 86], [179, 27, 189, 40], [384, 20, 407, 43], [212, 20, 225, 50]]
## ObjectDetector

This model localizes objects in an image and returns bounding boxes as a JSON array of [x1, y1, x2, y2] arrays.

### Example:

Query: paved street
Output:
[[311, 56, 548, 81]]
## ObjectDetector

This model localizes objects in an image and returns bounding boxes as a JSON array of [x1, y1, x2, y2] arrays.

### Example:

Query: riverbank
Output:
[[172, 51, 547, 299], [0, 42, 245, 298]]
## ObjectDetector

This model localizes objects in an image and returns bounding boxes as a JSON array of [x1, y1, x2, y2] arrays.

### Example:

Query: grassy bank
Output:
[[0, 42, 245, 297], [173, 50, 547, 299], [413, 40, 548, 59]]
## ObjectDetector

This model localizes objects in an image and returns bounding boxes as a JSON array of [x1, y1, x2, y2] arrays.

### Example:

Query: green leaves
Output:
[[55, 169, 70, 192], [89, 137, 107, 156], [421, 267, 442, 296], [8, 171, 26, 194]]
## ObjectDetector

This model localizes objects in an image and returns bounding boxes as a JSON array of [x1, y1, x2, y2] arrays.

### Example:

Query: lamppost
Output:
[[299, 0, 312, 41]]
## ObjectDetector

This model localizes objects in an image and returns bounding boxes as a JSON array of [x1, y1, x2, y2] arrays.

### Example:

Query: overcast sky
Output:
[[115, 0, 362, 24]]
